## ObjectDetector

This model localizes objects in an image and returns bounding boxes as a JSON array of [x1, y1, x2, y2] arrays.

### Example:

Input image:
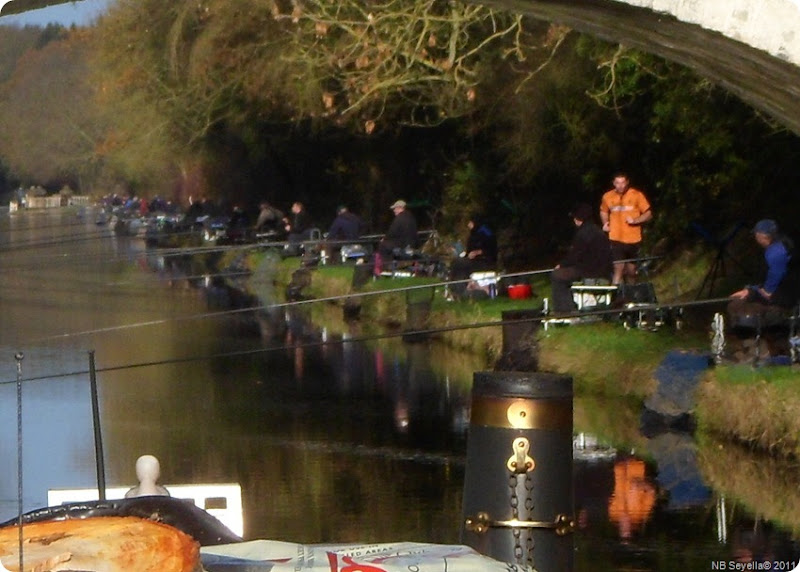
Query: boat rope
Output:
[[15, 352, 24, 572]]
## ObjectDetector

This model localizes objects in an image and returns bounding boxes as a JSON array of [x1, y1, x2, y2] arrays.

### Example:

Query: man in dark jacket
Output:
[[550, 203, 614, 314], [284, 201, 313, 242], [327, 205, 365, 241], [449, 214, 498, 299], [378, 199, 417, 256], [325, 205, 367, 263]]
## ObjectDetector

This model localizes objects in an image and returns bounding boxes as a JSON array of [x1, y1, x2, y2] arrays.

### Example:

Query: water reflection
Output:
[[3, 209, 800, 569], [573, 402, 800, 569]]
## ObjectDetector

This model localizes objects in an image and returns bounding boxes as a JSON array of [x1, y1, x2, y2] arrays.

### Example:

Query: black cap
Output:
[[570, 203, 593, 222]]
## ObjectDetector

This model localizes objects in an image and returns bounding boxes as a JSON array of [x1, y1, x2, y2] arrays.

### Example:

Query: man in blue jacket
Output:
[[728, 219, 796, 319]]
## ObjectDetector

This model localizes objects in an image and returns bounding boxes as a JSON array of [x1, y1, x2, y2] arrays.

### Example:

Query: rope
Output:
[[15, 352, 24, 572]]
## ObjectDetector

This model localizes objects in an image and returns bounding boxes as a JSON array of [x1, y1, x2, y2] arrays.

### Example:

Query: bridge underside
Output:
[[0, 0, 80, 17], [483, 0, 800, 135]]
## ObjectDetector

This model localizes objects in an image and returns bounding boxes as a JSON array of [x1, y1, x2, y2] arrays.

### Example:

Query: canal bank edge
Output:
[[243, 252, 800, 461]]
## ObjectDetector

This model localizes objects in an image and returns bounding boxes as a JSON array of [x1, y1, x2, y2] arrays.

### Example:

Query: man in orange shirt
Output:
[[600, 172, 653, 284]]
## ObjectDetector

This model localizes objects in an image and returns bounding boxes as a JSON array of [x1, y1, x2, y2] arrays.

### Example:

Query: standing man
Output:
[[600, 172, 652, 284], [550, 203, 613, 314]]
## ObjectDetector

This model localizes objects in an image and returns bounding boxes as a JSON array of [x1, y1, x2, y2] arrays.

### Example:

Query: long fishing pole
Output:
[[0, 294, 733, 388], [20, 267, 557, 343], [11, 253, 666, 344], [0, 218, 433, 269], [0, 235, 258, 271]]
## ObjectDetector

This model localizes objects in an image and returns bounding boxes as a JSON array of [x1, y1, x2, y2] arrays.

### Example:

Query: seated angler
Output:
[[327, 205, 365, 242], [325, 205, 367, 262], [254, 201, 285, 237], [728, 219, 797, 327], [550, 203, 614, 315], [374, 199, 417, 274], [449, 213, 498, 300], [283, 201, 314, 255]]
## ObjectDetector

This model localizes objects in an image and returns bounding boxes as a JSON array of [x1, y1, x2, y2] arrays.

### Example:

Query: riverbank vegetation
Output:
[[696, 367, 800, 459]]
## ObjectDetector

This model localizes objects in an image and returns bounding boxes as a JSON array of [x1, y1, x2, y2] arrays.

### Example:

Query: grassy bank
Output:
[[696, 366, 800, 458]]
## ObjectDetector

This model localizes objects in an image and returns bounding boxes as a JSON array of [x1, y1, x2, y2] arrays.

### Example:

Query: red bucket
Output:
[[507, 284, 532, 300]]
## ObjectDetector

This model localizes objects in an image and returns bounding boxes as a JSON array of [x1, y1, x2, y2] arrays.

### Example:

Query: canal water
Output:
[[1, 208, 799, 571]]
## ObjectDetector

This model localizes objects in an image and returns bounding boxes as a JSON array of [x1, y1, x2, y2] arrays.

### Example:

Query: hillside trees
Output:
[[0, 30, 106, 190], [0, 25, 42, 82], [94, 0, 557, 132]]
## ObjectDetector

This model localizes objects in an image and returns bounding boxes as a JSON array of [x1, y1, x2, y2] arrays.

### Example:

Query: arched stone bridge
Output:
[[480, 0, 800, 134]]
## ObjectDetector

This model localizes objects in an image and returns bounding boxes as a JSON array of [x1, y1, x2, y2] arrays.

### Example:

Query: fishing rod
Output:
[[12, 253, 669, 343], [19, 274, 727, 347], [0, 269, 256, 299], [21, 267, 557, 343], [0, 228, 432, 273], [0, 294, 734, 387], [0, 234, 257, 270], [0, 216, 93, 235], [0, 209, 435, 262], [0, 228, 116, 253]]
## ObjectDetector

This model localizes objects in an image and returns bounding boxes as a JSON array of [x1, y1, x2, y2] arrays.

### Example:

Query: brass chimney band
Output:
[[469, 396, 572, 431], [464, 512, 575, 536]]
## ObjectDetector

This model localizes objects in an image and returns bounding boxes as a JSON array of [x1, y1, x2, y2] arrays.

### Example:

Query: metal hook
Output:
[[507, 437, 535, 474]]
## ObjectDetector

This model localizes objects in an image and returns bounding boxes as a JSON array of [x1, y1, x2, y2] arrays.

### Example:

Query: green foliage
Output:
[[574, 37, 800, 249], [439, 160, 483, 234]]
